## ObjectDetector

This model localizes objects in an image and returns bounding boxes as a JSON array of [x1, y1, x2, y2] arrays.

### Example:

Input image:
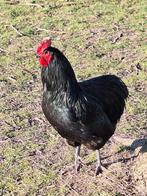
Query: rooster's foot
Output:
[[95, 165, 106, 175]]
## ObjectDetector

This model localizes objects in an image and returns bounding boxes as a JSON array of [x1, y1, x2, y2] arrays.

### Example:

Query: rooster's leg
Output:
[[95, 150, 105, 175], [75, 145, 82, 173]]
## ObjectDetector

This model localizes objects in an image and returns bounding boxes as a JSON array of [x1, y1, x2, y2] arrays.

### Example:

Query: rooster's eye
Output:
[[44, 50, 48, 54]]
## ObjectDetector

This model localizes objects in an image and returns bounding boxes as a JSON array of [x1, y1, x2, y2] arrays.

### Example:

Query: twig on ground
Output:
[[110, 33, 123, 44], [8, 25, 25, 36], [23, 48, 34, 52], [5, 0, 19, 5], [59, 2, 77, 6], [20, 3, 44, 8], [36, 27, 66, 35]]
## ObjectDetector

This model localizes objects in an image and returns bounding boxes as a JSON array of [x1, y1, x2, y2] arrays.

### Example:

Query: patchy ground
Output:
[[0, 0, 147, 195]]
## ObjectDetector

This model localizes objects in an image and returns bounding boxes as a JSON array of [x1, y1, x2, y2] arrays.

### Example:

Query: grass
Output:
[[0, 0, 146, 195]]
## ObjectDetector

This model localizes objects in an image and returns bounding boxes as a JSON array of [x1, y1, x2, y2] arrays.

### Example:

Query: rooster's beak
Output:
[[36, 54, 40, 58]]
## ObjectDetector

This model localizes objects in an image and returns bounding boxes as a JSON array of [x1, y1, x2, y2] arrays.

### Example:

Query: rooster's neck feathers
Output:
[[41, 47, 81, 103]]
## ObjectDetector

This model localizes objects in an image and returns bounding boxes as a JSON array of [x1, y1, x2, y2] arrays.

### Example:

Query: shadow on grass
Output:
[[87, 138, 147, 167]]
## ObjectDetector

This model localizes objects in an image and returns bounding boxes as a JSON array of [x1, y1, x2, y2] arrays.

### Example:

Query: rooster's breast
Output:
[[42, 93, 82, 140]]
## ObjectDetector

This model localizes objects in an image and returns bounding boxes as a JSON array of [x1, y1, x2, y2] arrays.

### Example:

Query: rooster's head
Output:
[[36, 37, 52, 67]]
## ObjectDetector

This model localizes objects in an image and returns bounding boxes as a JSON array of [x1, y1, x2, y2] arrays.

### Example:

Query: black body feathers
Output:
[[41, 47, 128, 150]]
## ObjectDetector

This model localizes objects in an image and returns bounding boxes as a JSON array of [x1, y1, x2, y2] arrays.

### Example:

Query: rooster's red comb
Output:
[[36, 37, 52, 55]]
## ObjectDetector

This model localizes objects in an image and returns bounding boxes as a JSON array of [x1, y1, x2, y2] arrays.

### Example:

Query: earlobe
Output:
[[39, 53, 53, 67], [46, 54, 53, 65], [39, 56, 48, 67]]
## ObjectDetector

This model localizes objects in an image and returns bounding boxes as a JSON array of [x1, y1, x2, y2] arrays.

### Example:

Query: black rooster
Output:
[[36, 38, 128, 174]]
